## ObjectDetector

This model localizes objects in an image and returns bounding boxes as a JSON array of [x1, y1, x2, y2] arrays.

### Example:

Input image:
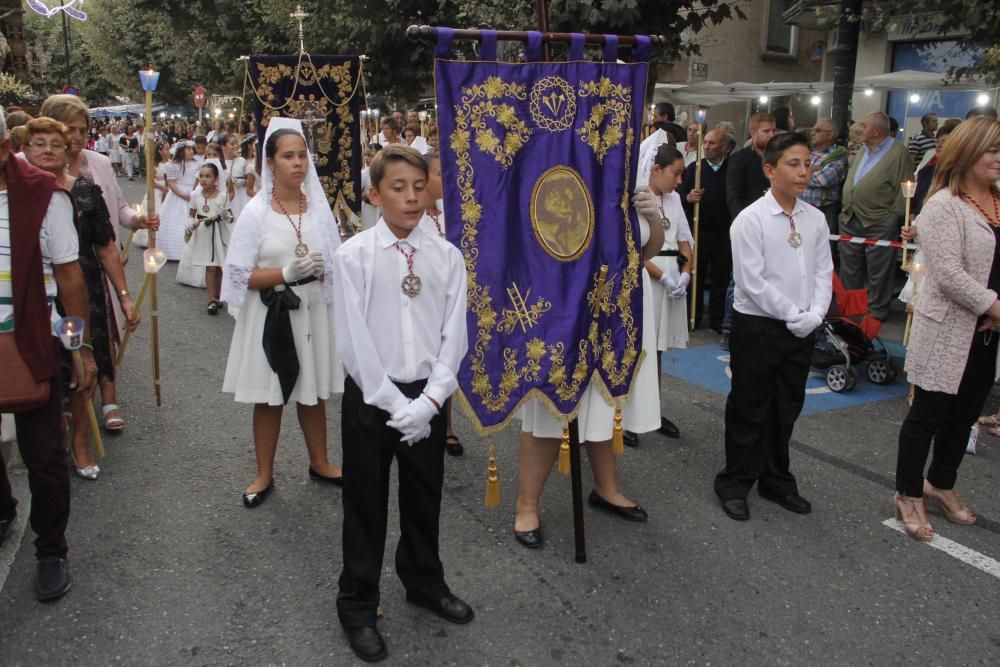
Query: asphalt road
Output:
[[1, 177, 998, 666]]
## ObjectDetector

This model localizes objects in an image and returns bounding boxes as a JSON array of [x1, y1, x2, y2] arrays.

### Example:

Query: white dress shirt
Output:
[[731, 191, 833, 322], [332, 218, 468, 415]]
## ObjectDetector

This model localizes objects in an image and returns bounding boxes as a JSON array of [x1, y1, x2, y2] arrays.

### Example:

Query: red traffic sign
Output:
[[62, 84, 79, 96], [194, 86, 207, 108]]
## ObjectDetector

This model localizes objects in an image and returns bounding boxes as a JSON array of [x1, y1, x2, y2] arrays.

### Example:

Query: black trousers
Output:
[[715, 312, 813, 500], [896, 328, 998, 497], [337, 375, 449, 629], [692, 232, 733, 330], [0, 375, 70, 559]]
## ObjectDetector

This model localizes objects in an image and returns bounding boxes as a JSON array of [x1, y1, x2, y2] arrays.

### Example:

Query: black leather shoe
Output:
[[242, 479, 274, 508], [0, 515, 13, 549], [657, 417, 681, 439], [308, 467, 344, 487], [587, 490, 648, 522], [623, 430, 639, 448], [35, 557, 71, 602], [759, 489, 812, 514], [445, 435, 465, 457], [514, 524, 544, 549], [406, 593, 475, 624], [345, 626, 387, 663], [721, 498, 750, 521]]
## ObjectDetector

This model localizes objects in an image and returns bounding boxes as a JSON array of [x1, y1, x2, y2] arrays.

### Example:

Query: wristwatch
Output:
[[118, 288, 130, 298]]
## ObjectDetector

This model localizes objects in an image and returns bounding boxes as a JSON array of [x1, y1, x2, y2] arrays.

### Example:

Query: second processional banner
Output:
[[248, 54, 363, 231], [435, 30, 652, 432]]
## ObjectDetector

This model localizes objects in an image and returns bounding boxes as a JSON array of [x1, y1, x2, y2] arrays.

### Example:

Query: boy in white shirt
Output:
[[331, 145, 471, 662], [714, 132, 833, 522]]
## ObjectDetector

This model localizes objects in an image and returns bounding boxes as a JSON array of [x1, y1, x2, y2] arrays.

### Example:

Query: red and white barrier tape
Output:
[[828, 234, 918, 251]]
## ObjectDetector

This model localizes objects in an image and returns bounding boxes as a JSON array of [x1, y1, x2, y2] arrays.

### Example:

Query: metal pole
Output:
[[61, 11, 71, 85]]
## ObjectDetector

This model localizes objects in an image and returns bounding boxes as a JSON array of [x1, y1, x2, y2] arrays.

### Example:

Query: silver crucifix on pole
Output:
[[290, 3, 308, 54]]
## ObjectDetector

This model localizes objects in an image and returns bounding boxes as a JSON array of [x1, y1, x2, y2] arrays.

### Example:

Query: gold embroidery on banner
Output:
[[254, 59, 358, 215], [576, 77, 631, 164], [449, 73, 641, 419], [529, 166, 595, 262], [530, 76, 576, 132], [498, 283, 551, 334], [587, 265, 617, 318]]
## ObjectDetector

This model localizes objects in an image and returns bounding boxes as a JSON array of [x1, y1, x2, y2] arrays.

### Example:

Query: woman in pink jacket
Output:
[[895, 117, 1000, 541]]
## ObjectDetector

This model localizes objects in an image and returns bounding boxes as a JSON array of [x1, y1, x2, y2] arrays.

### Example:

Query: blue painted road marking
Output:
[[662, 343, 909, 416]]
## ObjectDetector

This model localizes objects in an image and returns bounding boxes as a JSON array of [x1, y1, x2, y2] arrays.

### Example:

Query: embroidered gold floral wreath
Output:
[[449, 75, 641, 428]]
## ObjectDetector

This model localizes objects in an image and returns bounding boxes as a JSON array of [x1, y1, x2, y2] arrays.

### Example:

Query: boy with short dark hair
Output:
[[714, 132, 833, 522], [331, 144, 471, 663]]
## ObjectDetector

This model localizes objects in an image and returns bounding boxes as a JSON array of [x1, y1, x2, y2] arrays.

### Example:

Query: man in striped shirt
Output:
[[906, 113, 938, 166]]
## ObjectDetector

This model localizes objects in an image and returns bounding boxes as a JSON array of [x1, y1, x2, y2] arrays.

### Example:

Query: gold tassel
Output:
[[611, 407, 624, 456], [558, 423, 571, 475], [484, 445, 500, 508]]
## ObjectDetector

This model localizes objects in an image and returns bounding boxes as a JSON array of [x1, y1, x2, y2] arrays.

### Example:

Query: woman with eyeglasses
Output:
[[23, 117, 140, 479]]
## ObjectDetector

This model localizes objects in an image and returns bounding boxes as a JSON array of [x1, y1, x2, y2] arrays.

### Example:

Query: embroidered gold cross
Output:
[[588, 265, 615, 318]]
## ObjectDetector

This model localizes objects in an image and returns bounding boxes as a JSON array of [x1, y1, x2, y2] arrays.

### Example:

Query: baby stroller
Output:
[[811, 273, 897, 392]]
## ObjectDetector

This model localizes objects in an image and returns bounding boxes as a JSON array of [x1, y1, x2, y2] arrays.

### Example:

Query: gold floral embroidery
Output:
[[576, 77, 631, 164], [449, 73, 641, 420]]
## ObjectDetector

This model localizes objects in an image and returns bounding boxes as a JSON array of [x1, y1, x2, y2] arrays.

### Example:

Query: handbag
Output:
[[0, 332, 51, 412]]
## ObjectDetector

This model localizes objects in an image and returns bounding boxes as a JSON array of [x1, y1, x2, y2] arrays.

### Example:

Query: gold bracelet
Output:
[[118, 288, 130, 298]]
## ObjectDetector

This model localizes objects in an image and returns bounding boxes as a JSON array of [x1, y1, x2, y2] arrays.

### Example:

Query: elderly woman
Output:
[[23, 117, 140, 478], [894, 117, 1000, 542], [37, 95, 157, 433]]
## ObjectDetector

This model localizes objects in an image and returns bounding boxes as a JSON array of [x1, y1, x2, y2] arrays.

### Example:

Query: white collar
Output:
[[764, 189, 805, 218], [375, 218, 423, 249]]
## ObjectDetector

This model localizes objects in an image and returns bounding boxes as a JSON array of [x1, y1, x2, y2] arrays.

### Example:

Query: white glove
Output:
[[387, 394, 439, 444], [658, 272, 678, 291], [282, 254, 321, 283], [308, 251, 325, 277], [786, 311, 822, 338], [631, 186, 660, 221], [670, 272, 691, 299]]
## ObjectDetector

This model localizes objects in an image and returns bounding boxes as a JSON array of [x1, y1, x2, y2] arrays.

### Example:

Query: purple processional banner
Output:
[[434, 30, 652, 432]]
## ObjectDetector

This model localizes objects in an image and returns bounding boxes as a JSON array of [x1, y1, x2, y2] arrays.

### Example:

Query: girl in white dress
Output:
[[229, 135, 256, 222], [221, 118, 345, 507], [159, 141, 200, 261], [512, 182, 666, 548], [645, 143, 693, 352], [186, 160, 233, 314]]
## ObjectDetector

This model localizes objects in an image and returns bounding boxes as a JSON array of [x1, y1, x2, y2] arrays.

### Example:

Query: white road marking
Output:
[[882, 518, 1000, 580]]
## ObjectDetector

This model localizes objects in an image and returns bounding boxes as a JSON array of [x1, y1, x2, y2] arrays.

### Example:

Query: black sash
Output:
[[259, 277, 317, 404]]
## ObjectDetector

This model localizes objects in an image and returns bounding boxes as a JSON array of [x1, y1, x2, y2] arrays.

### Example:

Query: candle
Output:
[[901, 181, 917, 198], [135, 202, 145, 218], [143, 248, 167, 274], [54, 316, 85, 350]]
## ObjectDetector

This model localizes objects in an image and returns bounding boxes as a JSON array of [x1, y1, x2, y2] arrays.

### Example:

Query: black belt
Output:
[[657, 250, 680, 257], [287, 275, 318, 287]]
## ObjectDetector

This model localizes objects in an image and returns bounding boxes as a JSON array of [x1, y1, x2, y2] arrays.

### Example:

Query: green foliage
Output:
[[0, 72, 37, 106], [23, 0, 747, 107]]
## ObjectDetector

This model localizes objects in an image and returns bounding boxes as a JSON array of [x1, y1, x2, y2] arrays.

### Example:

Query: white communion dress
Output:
[[647, 189, 691, 351]]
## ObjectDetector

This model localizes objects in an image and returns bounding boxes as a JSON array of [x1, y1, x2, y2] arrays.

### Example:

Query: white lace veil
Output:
[[221, 118, 341, 317], [636, 129, 669, 191]]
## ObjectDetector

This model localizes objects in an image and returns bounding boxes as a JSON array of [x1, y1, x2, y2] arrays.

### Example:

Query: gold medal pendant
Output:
[[202, 204, 210, 213], [661, 216, 671, 231], [788, 231, 803, 248], [295, 243, 309, 258], [401, 272, 422, 297]]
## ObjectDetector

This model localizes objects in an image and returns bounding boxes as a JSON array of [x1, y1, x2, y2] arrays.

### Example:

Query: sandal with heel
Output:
[[923, 481, 976, 525], [894, 493, 934, 542]]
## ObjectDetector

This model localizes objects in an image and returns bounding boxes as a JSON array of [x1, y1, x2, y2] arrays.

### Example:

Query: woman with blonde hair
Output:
[[893, 116, 1000, 541]]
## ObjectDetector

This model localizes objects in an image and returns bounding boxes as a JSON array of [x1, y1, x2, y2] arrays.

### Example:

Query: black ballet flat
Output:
[[308, 467, 344, 487], [587, 490, 648, 522], [242, 479, 274, 508]]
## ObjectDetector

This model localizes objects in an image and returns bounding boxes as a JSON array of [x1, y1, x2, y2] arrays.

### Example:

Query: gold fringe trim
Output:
[[452, 348, 647, 438], [611, 407, 624, 456]]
